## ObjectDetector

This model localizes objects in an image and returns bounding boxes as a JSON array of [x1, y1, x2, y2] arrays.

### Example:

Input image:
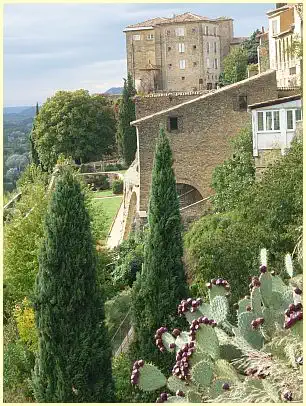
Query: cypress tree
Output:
[[131, 127, 188, 372], [32, 166, 115, 402], [116, 73, 137, 166], [30, 102, 41, 166]]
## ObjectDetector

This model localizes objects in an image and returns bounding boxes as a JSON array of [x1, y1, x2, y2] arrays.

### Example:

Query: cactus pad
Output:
[[272, 275, 288, 293], [187, 390, 202, 403], [175, 331, 189, 350], [198, 302, 213, 319], [237, 297, 252, 315], [219, 344, 243, 362], [214, 359, 241, 383], [167, 376, 196, 394], [251, 287, 262, 316], [185, 309, 203, 324], [162, 332, 176, 352], [211, 295, 229, 323], [238, 312, 264, 349], [190, 360, 213, 387], [260, 272, 273, 307], [138, 363, 167, 391], [209, 378, 233, 399], [196, 324, 220, 359], [209, 284, 227, 302], [291, 320, 303, 338]]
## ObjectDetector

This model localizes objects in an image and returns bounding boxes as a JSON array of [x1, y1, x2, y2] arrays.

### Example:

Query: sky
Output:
[[4, 2, 274, 107]]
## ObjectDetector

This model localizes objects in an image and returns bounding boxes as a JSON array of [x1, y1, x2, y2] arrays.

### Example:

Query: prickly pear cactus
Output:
[[131, 250, 303, 403]]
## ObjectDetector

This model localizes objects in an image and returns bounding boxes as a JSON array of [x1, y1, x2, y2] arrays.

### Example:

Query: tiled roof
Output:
[[131, 70, 276, 125], [125, 12, 214, 29], [248, 94, 301, 109], [230, 36, 248, 44], [126, 17, 169, 29]]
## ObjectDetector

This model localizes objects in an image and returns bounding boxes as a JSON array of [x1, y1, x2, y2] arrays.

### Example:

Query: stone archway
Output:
[[123, 191, 137, 240], [176, 183, 203, 209]]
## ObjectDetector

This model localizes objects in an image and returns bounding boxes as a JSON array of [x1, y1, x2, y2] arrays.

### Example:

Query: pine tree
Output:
[[116, 74, 137, 166], [32, 166, 115, 402], [30, 102, 41, 166], [131, 127, 188, 372]]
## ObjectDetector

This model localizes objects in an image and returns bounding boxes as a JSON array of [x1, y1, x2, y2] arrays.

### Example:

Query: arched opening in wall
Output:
[[176, 183, 203, 209], [123, 192, 137, 240]]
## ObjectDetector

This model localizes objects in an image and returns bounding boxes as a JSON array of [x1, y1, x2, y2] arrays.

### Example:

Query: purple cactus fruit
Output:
[[156, 339, 163, 346], [211, 321, 217, 327], [296, 311, 303, 321], [196, 298, 203, 304], [176, 353, 182, 361], [182, 344, 188, 352], [211, 278, 217, 284], [176, 390, 185, 397], [169, 343, 176, 349], [224, 284, 231, 291], [189, 341, 195, 348], [172, 328, 181, 337], [251, 320, 258, 329], [285, 309, 291, 317], [201, 316, 209, 324], [295, 303, 303, 311], [260, 265, 267, 273], [160, 346, 165, 352], [162, 327, 168, 333], [222, 383, 230, 390], [206, 282, 212, 289], [138, 359, 144, 367], [216, 278, 223, 286], [191, 300, 198, 307], [187, 298, 193, 305], [284, 318, 295, 329], [208, 319, 215, 325], [294, 287, 302, 295], [246, 305, 252, 311], [257, 317, 264, 325], [160, 393, 168, 402], [289, 303, 296, 312], [283, 391, 293, 401], [131, 370, 139, 379]]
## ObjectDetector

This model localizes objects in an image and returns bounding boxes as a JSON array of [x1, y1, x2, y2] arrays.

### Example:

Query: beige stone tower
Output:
[[124, 12, 245, 93]]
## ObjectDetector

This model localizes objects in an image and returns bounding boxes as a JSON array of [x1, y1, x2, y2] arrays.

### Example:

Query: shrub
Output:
[[13, 298, 38, 354], [130, 250, 303, 403], [112, 179, 124, 194]]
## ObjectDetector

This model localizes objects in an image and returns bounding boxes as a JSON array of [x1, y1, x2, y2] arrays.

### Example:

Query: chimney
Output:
[[262, 26, 264, 33]]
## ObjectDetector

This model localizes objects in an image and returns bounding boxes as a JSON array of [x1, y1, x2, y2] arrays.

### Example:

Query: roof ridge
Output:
[[131, 70, 276, 125]]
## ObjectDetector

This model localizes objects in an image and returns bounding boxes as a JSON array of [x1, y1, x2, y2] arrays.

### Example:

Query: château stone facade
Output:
[[124, 12, 246, 93]]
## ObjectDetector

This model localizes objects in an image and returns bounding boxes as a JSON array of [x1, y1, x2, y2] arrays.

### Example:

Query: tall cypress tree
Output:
[[117, 73, 137, 166], [30, 102, 41, 166], [131, 127, 188, 372], [32, 166, 115, 402]]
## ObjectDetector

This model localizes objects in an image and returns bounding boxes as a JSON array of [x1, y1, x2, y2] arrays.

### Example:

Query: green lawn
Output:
[[92, 196, 122, 233], [93, 189, 116, 198]]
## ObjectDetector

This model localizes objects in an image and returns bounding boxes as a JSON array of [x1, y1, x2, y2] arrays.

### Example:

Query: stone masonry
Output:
[[124, 12, 246, 93], [131, 70, 278, 216]]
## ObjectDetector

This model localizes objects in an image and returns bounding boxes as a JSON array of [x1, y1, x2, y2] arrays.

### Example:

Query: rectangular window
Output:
[[179, 60, 186, 69], [205, 26, 209, 35], [213, 27, 217, 36], [238, 95, 247, 111], [266, 111, 273, 130], [207, 42, 210, 53], [199, 78, 203, 84], [289, 66, 296, 75], [287, 110, 293, 129], [273, 111, 280, 130], [181, 76, 185, 80], [296, 108, 302, 121], [169, 117, 178, 131], [272, 19, 278, 35], [206, 58, 210, 68], [214, 42, 217, 53], [147, 33, 154, 40], [207, 83, 213, 90], [214, 58, 218, 69], [176, 27, 185, 36], [257, 112, 264, 131], [192, 27, 196, 33], [166, 30, 171, 35], [193, 45, 197, 49], [178, 43, 185, 53], [133, 34, 140, 41], [193, 61, 197, 67]]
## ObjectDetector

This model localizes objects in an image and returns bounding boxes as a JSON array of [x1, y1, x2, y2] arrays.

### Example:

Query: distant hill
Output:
[[105, 87, 123, 95], [4, 106, 36, 125], [4, 106, 35, 115]]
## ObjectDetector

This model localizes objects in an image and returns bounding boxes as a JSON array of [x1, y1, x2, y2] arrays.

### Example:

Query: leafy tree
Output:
[[219, 47, 248, 85], [185, 136, 303, 313], [241, 29, 261, 64], [116, 74, 137, 166], [32, 166, 115, 402], [32, 90, 116, 171], [131, 127, 188, 372], [29, 103, 41, 166], [211, 126, 255, 212]]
